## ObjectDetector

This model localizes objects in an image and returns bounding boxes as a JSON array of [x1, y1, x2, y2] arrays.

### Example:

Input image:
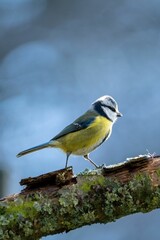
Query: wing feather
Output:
[[51, 110, 97, 141]]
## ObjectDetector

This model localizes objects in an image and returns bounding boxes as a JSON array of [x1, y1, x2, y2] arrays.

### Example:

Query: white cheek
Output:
[[102, 107, 117, 123]]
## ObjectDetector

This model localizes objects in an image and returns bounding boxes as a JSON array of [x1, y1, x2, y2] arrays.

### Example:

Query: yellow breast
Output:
[[54, 116, 113, 156]]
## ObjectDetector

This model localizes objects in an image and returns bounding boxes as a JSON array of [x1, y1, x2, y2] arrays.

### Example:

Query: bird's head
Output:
[[92, 95, 122, 123]]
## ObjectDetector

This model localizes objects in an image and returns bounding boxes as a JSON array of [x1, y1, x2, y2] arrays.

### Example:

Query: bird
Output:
[[17, 95, 122, 168]]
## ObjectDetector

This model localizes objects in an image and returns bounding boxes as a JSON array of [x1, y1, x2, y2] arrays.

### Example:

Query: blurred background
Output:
[[0, 0, 160, 239]]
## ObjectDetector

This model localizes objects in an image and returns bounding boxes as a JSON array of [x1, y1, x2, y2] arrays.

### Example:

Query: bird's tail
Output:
[[16, 142, 50, 158]]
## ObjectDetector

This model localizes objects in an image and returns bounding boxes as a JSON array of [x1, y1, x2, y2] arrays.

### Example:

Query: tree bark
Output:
[[0, 155, 160, 240]]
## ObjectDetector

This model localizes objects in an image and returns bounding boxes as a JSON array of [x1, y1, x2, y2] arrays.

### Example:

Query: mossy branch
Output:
[[0, 155, 160, 240]]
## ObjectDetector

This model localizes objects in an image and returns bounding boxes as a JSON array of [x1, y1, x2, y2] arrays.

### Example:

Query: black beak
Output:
[[117, 111, 122, 117]]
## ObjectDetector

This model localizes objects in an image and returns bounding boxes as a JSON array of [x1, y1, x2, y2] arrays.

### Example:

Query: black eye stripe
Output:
[[101, 104, 116, 112], [108, 106, 116, 112]]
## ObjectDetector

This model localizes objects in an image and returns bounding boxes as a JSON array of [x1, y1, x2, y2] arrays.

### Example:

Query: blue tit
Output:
[[17, 95, 122, 168]]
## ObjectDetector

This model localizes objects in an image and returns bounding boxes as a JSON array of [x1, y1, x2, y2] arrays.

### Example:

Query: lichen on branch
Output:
[[0, 155, 160, 240]]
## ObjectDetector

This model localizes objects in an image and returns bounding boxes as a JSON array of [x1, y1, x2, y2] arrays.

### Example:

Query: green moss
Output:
[[79, 175, 105, 192], [6, 201, 35, 219], [0, 166, 160, 239], [77, 171, 160, 224], [0, 193, 57, 239]]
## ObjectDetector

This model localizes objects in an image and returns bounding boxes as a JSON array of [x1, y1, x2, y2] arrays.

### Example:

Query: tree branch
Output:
[[0, 155, 160, 240]]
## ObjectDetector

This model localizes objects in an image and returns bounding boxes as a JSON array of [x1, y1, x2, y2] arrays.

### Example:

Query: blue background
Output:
[[0, 0, 160, 239]]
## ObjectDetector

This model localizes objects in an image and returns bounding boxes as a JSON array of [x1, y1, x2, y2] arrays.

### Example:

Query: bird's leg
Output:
[[65, 153, 70, 168], [83, 154, 98, 168]]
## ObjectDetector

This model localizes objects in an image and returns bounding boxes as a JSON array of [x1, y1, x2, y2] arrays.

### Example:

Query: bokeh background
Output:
[[0, 0, 160, 239]]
